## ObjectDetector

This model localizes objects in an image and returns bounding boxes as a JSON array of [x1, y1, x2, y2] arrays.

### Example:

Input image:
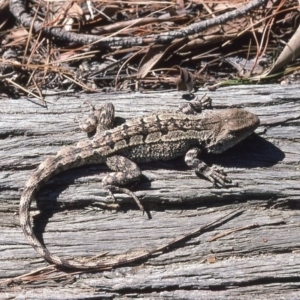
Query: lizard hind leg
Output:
[[178, 94, 212, 115], [79, 102, 115, 133], [103, 155, 144, 212]]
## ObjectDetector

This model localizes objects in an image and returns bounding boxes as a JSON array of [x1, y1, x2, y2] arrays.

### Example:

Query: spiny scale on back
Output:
[[93, 109, 221, 156], [20, 98, 260, 270]]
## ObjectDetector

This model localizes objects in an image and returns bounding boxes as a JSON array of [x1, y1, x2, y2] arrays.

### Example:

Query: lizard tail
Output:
[[19, 144, 130, 269]]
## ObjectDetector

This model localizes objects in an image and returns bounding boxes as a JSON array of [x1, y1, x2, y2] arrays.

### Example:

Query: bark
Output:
[[0, 84, 300, 299]]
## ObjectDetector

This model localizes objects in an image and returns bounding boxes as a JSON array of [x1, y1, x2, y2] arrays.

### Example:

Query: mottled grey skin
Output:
[[20, 97, 260, 270]]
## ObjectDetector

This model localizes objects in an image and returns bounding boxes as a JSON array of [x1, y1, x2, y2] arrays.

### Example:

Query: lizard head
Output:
[[207, 108, 260, 154]]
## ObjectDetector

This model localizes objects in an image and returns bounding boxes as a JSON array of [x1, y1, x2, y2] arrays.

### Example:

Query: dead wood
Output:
[[0, 84, 300, 298], [4, 0, 299, 97], [9, 0, 268, 47]]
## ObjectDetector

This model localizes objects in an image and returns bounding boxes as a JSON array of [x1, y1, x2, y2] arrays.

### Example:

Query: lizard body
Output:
[[20, 98, 259, 270]]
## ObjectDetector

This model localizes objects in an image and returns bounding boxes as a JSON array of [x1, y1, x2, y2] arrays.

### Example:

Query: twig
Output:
[[0, 208, 242, 284], [150, 207, 243, 254], [207, 223, 260, 242], [10, 0, 269, 48]]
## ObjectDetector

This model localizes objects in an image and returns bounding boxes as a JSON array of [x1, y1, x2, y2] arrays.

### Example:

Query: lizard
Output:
[[19, 96, 260, 270]]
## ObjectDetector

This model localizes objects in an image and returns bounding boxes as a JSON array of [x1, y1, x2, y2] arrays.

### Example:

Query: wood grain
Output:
[[1, 84, 300, 299]]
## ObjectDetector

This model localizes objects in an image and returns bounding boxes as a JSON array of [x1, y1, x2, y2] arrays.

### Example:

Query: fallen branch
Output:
[[9, 0, 269, 48]]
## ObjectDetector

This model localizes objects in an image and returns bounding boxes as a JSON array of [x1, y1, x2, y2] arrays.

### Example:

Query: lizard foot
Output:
[[202, 166, 232, 187], [105, 185, 145, 213], [196, 94, 212, 110], [178, 95, 212, 115]]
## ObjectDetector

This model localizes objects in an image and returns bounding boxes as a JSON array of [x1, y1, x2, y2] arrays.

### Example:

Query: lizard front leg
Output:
[[185, 148, 231, 187], [103, 155, 144, 212]]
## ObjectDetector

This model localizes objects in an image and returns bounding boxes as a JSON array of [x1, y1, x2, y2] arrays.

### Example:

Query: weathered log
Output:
[[1, 84, 300, 299]]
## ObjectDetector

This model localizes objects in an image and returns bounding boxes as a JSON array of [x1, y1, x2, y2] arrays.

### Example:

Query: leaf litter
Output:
[[1, 0, 300, 103]]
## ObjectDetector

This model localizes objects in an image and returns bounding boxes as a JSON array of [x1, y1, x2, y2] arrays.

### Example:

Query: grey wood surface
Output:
[[1, 84, 300, 299]]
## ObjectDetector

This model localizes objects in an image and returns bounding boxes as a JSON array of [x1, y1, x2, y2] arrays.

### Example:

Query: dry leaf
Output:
[[137, 45, 166, 79], [268, 24, 300, 75], [138, 39, 186, 78]]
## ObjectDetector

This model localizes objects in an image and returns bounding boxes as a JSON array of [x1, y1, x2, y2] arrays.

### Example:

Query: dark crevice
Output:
[[0, 164, 39, 171], [236, 276, 300, 287], [0, 130, 28, 139]]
